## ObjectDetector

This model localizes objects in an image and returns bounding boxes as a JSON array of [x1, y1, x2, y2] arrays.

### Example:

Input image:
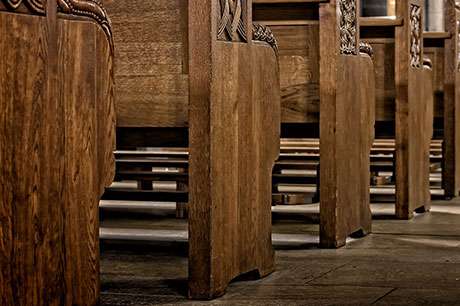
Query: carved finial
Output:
[[253, 23, 278, 54], [423, 58, 432, 69], [359, 42, 374, 58]]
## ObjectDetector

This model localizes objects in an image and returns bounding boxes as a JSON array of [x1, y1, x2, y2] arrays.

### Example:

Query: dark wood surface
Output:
[[104, 0, 189, 128], [106, 0, 281, 299], [442, 1, 460, 198], [0, 2, 115, 305], [360, 0, 433, 219], [253, 0, 374, 247]]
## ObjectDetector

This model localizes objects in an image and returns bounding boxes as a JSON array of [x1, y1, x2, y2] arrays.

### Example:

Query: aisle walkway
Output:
[[100, 200, 460, 305]]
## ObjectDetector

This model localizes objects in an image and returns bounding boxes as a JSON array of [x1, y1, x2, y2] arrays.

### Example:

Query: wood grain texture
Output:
[[254, 0, 374, 248], [104, 0, 189, 127], [442, 0, 460, 197], [188, 1, 280, 299], [394, 0, 432, 218], [0, 9, 115, 306], [360, 0, 433, 218], [318, 0, 374, 248]]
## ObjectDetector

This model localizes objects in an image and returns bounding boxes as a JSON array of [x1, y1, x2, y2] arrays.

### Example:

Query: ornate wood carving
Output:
[[217, 0, 247, 42], [359, 41, 374, 58], [253, 23, 278, 53], [409, 4, 422, 68], [338, 0, 358, 55], [1, 0, 45, 14], [57, 0, 113, 50], [0, 0, 113, 51]]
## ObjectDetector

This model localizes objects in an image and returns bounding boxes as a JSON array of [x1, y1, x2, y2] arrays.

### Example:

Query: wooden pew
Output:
[[360, 0, 434, 219], [104, 0, 280, 299], [423, 0, 460, 198], [0, 1, 115, 305], [252, 0, 375, 247]]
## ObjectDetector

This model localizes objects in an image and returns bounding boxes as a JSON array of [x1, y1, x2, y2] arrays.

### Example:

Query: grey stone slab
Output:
[[374, 288, 460, 305], [311, 260, 460, 290]]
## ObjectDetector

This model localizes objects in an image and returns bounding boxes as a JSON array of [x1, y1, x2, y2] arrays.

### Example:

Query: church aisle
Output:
[[100, 200, 460, 305]]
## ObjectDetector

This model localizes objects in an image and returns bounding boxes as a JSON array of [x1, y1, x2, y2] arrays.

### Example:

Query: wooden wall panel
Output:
[[105, 0, 189, 127], [367, 41, 396, 121], [424, 47, 444, 120], [270, 24, 320, 123]]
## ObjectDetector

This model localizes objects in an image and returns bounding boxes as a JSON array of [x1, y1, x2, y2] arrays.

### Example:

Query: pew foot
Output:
[[415, 205, 430, 214], [319, 236, 347, 249]]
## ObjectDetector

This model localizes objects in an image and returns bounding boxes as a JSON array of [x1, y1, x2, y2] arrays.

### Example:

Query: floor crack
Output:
[[371, 287, 397, 304]]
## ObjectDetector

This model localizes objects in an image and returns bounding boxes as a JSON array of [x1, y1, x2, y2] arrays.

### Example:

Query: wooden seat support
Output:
[[105, 0, 281, 299], [423, 0, 460, 198], [0, 1, 115, 305], [253, 0, 375, 248], [360, 0, 434, 219]]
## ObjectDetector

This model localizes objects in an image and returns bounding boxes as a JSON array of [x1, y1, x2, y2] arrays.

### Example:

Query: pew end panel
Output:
[[188, 1, 281, 296], [360, 0, 433, 218], [321, 53, 375, 247], [253, 0, 374, 248], [0, 1, 115, 305], [395, 0, 432, 218], [442, 0, 460, 197], [319, 0, 375, 247]]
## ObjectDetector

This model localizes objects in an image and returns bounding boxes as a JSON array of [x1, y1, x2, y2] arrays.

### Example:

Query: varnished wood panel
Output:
[[365, 41, 396, 121], [0, 13, 64, 306], [0, 8, 115, 306], [320, 53, 375, 248], [443, 1, 460, 197], [189, 14, 280, 298], [105, 0, 189, 127], [269, 24, 320, 123]]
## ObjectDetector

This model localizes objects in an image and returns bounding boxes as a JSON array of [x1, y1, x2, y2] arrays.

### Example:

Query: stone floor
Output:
[[100, 199, 460, 305]]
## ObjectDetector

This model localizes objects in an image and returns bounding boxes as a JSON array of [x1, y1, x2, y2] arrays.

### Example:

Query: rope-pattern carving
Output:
[[359, 42, 374, 58], [217, 0, 247, 42], [253, 23, 278, 54], [338, 0, 358, 55], [57, 0, 113, 52], [409, 4, 422, 68], [1, 0, 112, 52], [1, 0, 44, 14], [423, 58, 432, 69]]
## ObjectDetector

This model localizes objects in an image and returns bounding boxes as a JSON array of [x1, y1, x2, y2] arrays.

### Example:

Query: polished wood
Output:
[[105, 0, 281, 299], [360, 0, 433, 219], [254, 0, 375, 247], [442, 0, 460, 197], [0, 1, 115, 305]]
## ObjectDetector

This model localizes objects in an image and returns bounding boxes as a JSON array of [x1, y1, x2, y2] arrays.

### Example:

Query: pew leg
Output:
[[176, 202, 188, 219]]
